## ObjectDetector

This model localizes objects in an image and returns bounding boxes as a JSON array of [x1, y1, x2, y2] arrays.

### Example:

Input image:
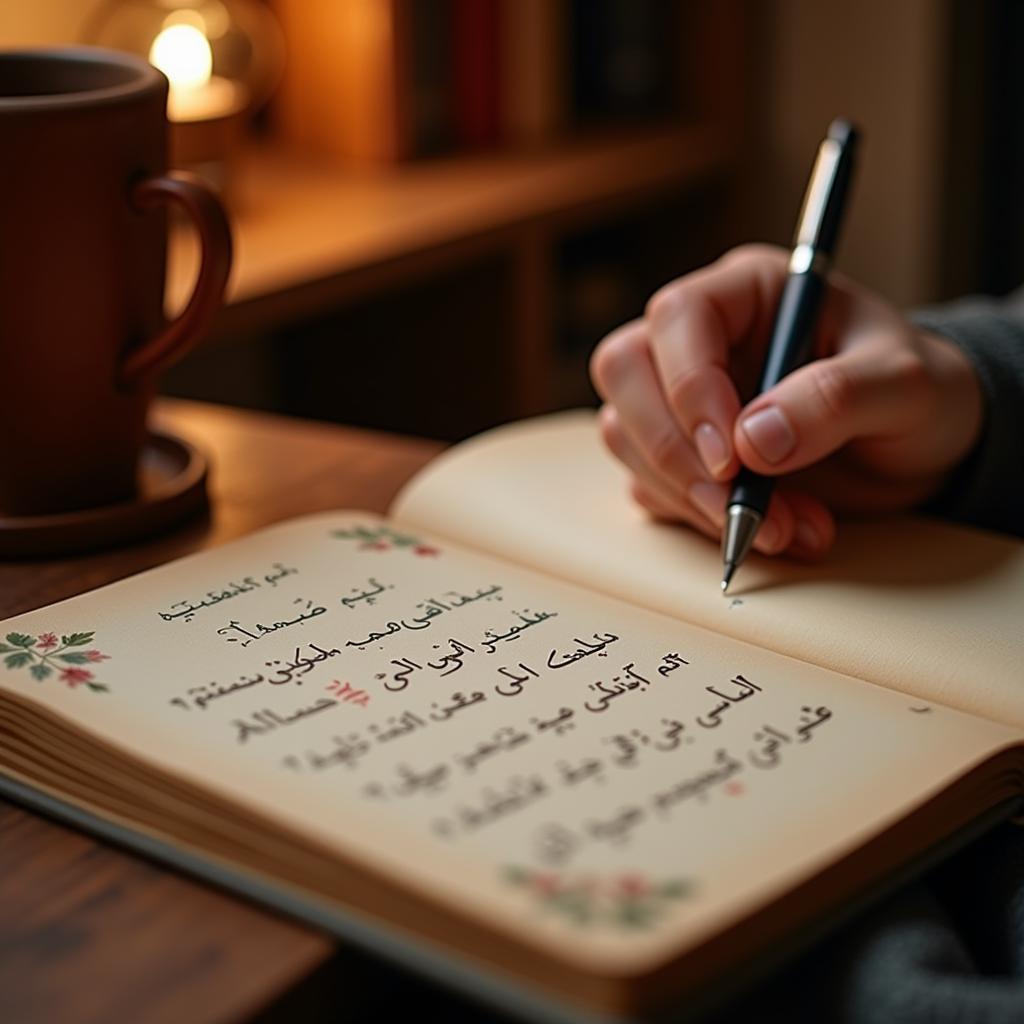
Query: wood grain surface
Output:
[[0, 400, 442, 1024]]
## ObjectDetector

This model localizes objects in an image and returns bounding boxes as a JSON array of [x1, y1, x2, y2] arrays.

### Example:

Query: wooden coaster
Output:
[[0, 433, 209, 560]]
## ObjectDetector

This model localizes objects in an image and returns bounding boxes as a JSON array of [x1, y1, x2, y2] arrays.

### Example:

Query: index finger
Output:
[[645, 244, 790, 480]]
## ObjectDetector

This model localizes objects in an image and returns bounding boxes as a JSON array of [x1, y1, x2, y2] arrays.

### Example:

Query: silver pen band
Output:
[[788, 244, 831, 276]]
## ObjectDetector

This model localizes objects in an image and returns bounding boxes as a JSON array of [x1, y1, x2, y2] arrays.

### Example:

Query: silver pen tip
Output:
[[721, 563, 736, 594]]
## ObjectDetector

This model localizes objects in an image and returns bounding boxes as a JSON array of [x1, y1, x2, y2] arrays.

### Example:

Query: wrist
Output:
[[918, 328, 985, 474]]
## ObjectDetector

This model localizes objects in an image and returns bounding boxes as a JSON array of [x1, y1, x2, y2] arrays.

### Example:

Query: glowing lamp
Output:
[[87, 0, 283, 197]]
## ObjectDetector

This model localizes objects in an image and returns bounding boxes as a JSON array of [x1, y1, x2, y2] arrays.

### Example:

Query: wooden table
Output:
[[0, 400, 445, 1024]]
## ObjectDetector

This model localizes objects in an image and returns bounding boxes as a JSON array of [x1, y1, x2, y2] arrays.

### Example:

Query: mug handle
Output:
[[118, 170, 233, 388]]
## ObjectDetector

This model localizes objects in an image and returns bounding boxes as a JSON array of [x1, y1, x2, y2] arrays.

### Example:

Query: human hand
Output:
[[590, 244, 984, 557]]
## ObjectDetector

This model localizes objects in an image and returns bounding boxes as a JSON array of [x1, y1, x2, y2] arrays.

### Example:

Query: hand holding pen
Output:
[[590, 120, 985, 585]]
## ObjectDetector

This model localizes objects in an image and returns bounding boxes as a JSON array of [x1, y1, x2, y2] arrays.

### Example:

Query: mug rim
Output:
[[0, 46, 166, 112]]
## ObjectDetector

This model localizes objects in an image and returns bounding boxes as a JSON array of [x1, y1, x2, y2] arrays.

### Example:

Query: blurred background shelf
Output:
[[169, 125, 733, 330], [165, 124, 737, 431], [24, 0, 1012, 444], [153, 0, 750, 441], [6, 0, 753, 442], [9, 1, 1016, 441]]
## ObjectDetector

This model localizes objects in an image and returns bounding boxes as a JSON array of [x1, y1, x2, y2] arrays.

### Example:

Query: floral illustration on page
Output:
[[331, 525, 440, 557], [504, 867, 693, 929], [0, 631, 110, 692]]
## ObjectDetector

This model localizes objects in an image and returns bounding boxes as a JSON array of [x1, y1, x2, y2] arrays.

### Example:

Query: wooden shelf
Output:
[[168, 123, 733, 340]]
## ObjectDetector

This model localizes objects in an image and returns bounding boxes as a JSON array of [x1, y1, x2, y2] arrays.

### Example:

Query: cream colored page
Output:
[[394, 412, 1024, 728], [0, 512, 1017, 973]]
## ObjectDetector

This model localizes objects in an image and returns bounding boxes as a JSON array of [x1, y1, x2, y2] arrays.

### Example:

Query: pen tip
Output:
[[721, 561, 737, 594]]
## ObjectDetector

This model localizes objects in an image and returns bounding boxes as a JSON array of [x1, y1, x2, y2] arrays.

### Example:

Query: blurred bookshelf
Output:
[[163, 0, 750, 441]]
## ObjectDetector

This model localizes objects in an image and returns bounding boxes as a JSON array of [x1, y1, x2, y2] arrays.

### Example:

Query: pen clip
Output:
[[793, 123, 858, 257]]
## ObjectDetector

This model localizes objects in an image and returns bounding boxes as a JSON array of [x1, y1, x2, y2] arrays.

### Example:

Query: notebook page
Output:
[[393, 412, 1024, 728], [1, 511, 1018, 978]]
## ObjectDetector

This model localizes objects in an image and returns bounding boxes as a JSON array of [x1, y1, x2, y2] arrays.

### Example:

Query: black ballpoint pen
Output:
[[721, 119, 859, 593]]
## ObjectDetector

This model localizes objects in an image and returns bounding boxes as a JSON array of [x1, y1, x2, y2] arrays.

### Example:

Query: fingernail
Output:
[[741, 406, 797, 464], [688, 481, 728, 525], [794, 520, 820, 551], [694, 422, 730, 476]]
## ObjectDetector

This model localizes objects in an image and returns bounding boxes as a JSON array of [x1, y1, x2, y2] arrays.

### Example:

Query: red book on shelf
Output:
[[453, 0, 501, 148]]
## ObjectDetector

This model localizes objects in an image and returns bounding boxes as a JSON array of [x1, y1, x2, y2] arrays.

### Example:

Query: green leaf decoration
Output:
[[503, 867, 693, 930], [62, 632, 95, 647], [617, 904, 654, 928], [332, 527, 378, 541], [0, 627, 109, 694], [332, 526, 429, 551], [659, 880, 692, 898]]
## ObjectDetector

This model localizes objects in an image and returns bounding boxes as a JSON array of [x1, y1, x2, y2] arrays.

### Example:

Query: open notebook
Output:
[[2, 411, 1023, 1023]]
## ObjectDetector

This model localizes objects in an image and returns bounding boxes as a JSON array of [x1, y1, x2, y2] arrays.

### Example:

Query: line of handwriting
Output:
[[234, 696, 338, 742], [217, 598, 327, 647], [168, 643, 343, 709], [365, 699, 827, 810], [278, 650, 695, 771], [340, 577, 394, 609], [432, 705, 834, 846], [158, 564, 298, 622], [344, 585, 507, 648], [347, 601, 555, 653], [378, 637, 477, 690]]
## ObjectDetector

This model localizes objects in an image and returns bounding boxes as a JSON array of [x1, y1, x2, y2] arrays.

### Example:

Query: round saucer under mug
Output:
[[0, 432, 209, 559]]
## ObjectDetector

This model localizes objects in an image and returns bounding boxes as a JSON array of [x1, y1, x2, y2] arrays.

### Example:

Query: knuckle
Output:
[[890, 349, 931, 402], [716, 240, 778, 266], [629, 479, 649, 506], [590, 321, 645, 393], [719, 242, 787, 271], [649, 429, 687, 477], [597, 406, 623, 453], [664, 365, 707, 421], [631, 481, 674, 521], [808, 361, 858, 420], [645, 279, 688, 328]]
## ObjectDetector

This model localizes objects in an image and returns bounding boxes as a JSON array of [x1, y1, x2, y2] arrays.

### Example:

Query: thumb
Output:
[[732, 347, 923, 474]]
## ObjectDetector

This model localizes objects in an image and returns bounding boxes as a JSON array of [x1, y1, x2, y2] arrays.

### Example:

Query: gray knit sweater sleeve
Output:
[[909, 300, 1024, 538]]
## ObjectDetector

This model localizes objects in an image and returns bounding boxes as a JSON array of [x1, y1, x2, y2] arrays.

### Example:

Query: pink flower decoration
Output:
[[361, 541, 391, 551], [531, 873, 561, 895], [60, 667, 94, 687], [615, 874, 649, 897], [414, 545, 440, 557], [85, 650, 110, 663], [37, 632, 58, 651]]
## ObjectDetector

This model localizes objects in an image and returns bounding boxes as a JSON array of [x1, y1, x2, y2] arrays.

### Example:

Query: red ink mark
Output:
[[725, 781, 744, 796], [326, 679, 370, 706], [414, 545, 440, 557]]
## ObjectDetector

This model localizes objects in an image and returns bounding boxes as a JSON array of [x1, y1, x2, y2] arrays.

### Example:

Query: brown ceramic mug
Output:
[[0, 47, 231, 517]]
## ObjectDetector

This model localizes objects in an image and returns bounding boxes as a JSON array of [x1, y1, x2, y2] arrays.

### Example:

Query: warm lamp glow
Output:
[[149, 23, 212, 92], [147, 20, 243, 125], [87, 0, 284, 199]]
